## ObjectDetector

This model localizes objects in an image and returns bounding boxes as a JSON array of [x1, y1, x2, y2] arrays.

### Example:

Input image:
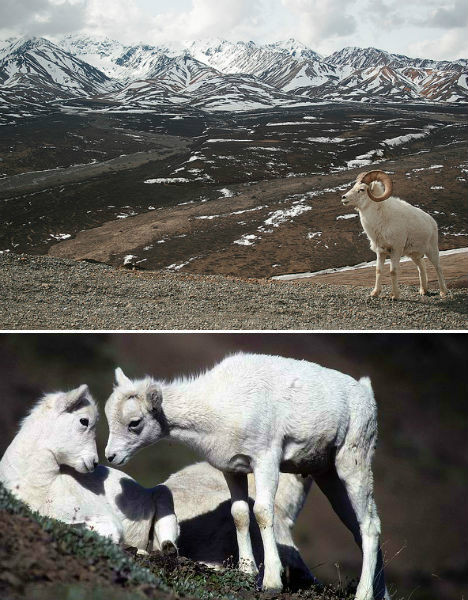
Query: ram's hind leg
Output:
[[410, 254, 428, 296], [224, 472, 258, 576], [426, 247, 448, 297], [316, 469, 389, 600]]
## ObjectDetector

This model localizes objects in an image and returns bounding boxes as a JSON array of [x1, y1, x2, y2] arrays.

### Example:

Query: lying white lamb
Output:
[[0, 383, 313, 586], [0, 385, 178, 553]]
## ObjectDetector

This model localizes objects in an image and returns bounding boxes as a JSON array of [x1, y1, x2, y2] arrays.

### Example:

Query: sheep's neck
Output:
[[161, 381, 217, 452], [358, 201, 385, 234], [0, 419, 58, 509]]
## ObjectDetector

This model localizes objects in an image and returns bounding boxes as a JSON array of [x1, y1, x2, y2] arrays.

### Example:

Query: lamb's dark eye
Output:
[[129, 419, 142, 430], [80, 418, 89, 427]]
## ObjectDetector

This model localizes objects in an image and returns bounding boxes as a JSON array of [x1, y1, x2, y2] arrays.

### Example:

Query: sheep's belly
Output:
[[280, 438, 333, 475]]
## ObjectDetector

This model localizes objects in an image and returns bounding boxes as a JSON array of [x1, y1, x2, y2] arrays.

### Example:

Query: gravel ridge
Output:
[[0, 253, 466, 330]]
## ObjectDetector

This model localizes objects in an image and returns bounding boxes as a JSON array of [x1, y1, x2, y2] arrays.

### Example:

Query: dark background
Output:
[[0, 333, 466, 600]]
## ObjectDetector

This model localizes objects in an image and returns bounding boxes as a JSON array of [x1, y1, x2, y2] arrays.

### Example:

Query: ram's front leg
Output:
[[371, 252, 385, 297], [253, 458, 283, 591], [224, 471, 258, 576]]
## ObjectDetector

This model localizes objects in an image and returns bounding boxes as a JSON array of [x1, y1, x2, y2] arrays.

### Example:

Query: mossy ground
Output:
[[0, 484, 353, 600]]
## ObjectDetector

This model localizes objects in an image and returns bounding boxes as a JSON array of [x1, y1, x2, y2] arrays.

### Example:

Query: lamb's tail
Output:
[[358, 376, 374, 398]]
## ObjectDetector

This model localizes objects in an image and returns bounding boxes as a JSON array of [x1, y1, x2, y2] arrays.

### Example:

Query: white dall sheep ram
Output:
[[105, 353, 389, 600], [0, 385, 178, 553], [164, 461, 315, 588], [341, 170, 448, 299]]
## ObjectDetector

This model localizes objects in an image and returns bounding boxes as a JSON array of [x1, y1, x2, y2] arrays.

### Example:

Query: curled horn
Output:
[[356, 170, 393, 202]]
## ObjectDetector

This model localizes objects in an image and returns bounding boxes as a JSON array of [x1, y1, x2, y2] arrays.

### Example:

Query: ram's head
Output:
[[341, 170, 393, 206]]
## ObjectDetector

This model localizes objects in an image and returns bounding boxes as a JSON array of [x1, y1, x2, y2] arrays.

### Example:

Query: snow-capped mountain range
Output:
[[0, 34, 466, 119]]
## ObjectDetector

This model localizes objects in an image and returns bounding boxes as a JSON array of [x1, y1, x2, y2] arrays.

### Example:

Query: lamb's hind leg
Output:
[[224, 472, 258, 576], [152, 484, 179, 554], [329, 447, 384, 600], [253, 456, 283, 590], [426, 247, 448, 297], [410, 255, 428, 296], [316, 469, 389, 600]]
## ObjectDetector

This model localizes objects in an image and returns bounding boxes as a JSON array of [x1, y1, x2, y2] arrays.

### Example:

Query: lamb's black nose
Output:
[[342, 195, 346, 199], [93, 460, 98, 468], [107, 454, 116, 463]]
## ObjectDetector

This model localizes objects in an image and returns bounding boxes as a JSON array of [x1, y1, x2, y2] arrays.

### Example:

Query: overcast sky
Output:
[[1, 0, 467, 60]]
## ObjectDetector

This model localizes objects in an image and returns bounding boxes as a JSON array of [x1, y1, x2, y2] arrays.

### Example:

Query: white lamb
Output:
[[105, 353, 389, 600], [341, 170, 448, 299], [0, 385, 178, 553], [164, 461, 315, 587]]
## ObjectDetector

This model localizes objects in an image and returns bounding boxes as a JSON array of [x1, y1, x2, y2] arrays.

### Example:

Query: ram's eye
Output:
[[129, 419, 142, 429], [80, 418, 89, 427]]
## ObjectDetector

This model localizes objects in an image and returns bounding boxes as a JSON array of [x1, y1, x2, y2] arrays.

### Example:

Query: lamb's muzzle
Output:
[[357, 170, 393, 202]]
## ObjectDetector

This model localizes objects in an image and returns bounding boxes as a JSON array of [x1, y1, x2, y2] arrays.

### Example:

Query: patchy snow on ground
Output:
[[307, 136, 345, 143], [307, 231, 322, 239], [233, 233, 259, 246], [347, 149, 384, 168], [205, 138, 252, 143], [166, 256, 200, 270], [430, 185, 444, 190], [337, 213, 358, 220], [264, 204, 312, 228], [50, 233, 71, 240], [144, 177, 190, 184], [218, 187, 234, 198], [381, 126, 435, 148], [272, 247, 468, 280]]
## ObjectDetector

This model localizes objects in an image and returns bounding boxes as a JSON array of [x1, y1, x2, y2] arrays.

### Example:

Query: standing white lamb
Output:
[[0, 385, 178, 553], [105, 353, 389, 600], [341, 170, 448, 299]]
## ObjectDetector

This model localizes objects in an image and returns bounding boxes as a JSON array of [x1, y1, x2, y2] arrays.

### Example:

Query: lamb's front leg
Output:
[[91, 518, 123, 544], [253, 458, 283, 590], [224, 471, 258, 576]]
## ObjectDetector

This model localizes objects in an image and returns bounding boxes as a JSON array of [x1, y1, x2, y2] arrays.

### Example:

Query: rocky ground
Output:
[[0, 253, 466, 330]]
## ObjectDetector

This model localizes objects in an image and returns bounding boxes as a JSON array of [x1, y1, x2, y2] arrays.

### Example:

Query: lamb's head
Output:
[[41, 385, 98, 474], [341, 170, 393, 208], [105, 368, 165, 466]]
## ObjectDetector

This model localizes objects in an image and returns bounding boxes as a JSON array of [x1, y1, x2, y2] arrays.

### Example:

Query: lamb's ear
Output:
[[115, 367, 132, 387], [146, 382, 163, 413], [56, 384, 90, 413]]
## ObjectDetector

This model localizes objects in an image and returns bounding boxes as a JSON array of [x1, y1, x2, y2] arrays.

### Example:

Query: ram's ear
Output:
[[115, 367, 132, 387], [56, 384, 90, 413], [146, 382, 163, 413]]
